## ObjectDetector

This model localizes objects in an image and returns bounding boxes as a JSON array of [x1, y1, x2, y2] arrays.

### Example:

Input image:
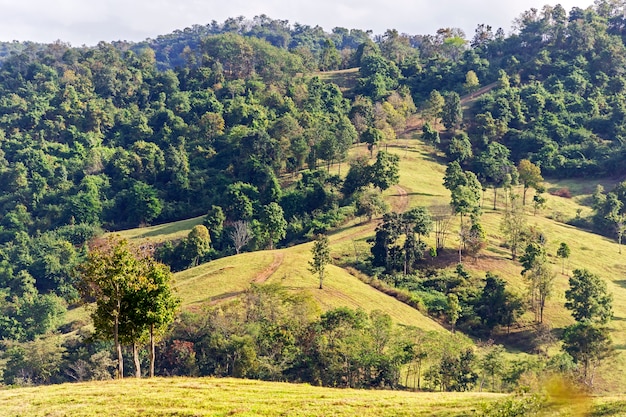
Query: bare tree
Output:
[[230, 221, 252, 254], [431, 204, 454, 253]]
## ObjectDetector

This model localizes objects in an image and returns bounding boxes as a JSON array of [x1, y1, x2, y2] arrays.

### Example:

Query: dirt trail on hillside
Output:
[[209, 252, 284, 305], [253, 252, 284, 283], [394, 185, 409, 213]]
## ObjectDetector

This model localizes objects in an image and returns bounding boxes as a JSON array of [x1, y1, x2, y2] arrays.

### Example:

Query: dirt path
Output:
[[253, 252, 284, 283], [393, 185, 409, 213], [209, 252, 284, 305]]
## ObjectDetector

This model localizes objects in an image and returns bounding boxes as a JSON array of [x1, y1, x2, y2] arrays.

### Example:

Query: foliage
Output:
[[77, 236, 178, 378], [309, 234, 331, 289], [565, 269, 613, 324]]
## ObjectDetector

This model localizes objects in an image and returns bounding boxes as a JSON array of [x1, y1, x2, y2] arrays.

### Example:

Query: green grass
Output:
[[315, 68, 360, 94], [111, 215, 205, 244]]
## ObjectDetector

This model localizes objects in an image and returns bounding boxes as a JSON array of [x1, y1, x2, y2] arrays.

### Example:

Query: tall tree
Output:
[[556, 242, 571, 275], [441, 91, 462, 131], [500, 196, 527, 260], [133, 260, 180, 378], [562, 321, 613, 387], [78, 237, 142, 379], [259, 202, 287, 250], [517, 159, 543, 206], [309, 234, 331, 289]]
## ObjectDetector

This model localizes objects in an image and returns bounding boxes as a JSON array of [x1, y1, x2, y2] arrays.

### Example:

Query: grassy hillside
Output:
[[115, 134, 626, 391]]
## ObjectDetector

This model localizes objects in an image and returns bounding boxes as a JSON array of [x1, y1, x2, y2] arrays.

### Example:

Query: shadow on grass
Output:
[[407, 192, 441, 198], [614, 280, 626, 289]]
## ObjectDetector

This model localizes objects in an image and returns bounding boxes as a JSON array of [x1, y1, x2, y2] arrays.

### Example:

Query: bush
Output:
[[550, 187, 572, 198]]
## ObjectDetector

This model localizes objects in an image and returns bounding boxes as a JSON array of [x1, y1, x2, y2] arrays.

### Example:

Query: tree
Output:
[[230, 221, 253, 254], [446, 132, 473, 163], [77, 237, 143, 379], [527, 260, 555, 323], [425, 90, 444, 126], [259, 202, 287, 250], [565, 269, 613, 324], [562, 321, 613, 387], [183, 225, 212, 267], [446, 293, 461, 331], [370, 151, 399, 191], [500, 196, 527, 260], [431, 204, 454, 253], [441, 91, 462, 131], [464, 70, 479, 96], [133, 260, 180, 378], [517, 159, 543, 206], [556, 242, 571, 275], [421, 122, 440, 144], [309, 234, 331, 289], [476, 273, 509, 332], [355, 188, 389, 222], [474, 142, 514, 210], [362, 127, 384, 157]]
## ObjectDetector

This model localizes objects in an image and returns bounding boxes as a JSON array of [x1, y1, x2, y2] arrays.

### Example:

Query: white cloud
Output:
[[0, 0, 594, 46]]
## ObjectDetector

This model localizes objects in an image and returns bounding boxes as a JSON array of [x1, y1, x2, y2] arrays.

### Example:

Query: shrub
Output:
[[550, 187, 572, 198]]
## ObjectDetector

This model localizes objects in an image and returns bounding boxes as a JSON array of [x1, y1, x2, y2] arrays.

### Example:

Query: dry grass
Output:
[[0, 377, 506, 417]]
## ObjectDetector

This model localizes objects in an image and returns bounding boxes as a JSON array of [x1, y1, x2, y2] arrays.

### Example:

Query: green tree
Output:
[[517, 159, 543, 206], [362, 127, 384, 157], [556, 242, 571, 275], [464, 70, 479, 96], [184, 225, 212, 267], [441, 91, 462, 131], [309, 234, 331, 289], [565, 269, 613, 324], [133, 260, 180, 377], [370, 151, 399, 191], [77, 237, 143, 378], [446, 293, 461, 331], [500, 196, 527, 260], [562, 321, 613, 387], [260, 202, 287, 250], [426, 90, 444, 126]]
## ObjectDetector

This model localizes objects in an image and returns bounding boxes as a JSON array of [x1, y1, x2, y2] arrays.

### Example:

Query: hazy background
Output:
[[0, 0, 595, 45]]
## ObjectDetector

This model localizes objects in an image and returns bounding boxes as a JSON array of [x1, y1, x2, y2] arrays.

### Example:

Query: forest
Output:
[[0, 1, 625, 403]]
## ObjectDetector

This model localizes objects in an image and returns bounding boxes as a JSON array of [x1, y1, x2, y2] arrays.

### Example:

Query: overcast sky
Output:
[[0, 0, 595, 46]]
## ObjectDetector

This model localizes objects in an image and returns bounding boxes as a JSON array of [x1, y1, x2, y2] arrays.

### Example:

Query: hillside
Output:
[[3, 3, 626, 410]]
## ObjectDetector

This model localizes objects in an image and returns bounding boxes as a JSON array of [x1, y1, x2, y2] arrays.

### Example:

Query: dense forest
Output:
[[0, 1, 624, 392]]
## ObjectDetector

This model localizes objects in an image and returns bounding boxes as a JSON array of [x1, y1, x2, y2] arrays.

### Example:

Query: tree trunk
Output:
[[150, 324, 155, 378], [523, 185, 528, 206], [115, 316, 123, 379], [133, 342, 141, 378], [493, 187, 497, 210]]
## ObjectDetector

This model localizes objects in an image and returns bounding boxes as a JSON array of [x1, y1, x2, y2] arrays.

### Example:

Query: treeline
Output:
[[0, 284, 581, 392]]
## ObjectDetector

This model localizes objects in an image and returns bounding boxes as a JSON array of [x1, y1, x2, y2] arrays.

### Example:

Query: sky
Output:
[[0, 0, 595, 46]]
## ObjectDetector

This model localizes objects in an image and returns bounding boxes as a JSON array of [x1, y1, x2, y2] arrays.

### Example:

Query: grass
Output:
[[3, 377, 626, 416], [0, 377, 506, 417], [111, 215, 205, 244]]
